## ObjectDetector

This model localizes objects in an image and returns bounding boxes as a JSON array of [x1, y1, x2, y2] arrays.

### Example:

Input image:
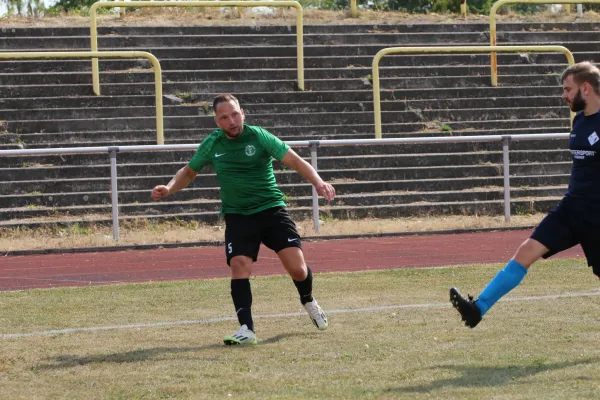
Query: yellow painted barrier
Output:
[[351, 0, 358, 17], [90, 1, 304, 94], [490, 0, 598, 86], [372, 45, 575, 138], [461, 0, 467, 17], [0, 51, 165, 145]]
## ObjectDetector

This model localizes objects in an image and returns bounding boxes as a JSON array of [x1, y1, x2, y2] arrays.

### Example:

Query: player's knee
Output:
[[513, 239, 547, 268], [288, 265, 307, 281], [230, 257, 253, 277]]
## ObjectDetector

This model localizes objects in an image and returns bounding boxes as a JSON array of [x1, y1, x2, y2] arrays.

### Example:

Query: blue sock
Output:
[[475, 260, 528, 316]]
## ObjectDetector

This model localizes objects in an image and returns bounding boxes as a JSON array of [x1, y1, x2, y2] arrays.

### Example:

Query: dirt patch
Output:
[[2, 9, 600, 28], [0, 214, 544, 251]]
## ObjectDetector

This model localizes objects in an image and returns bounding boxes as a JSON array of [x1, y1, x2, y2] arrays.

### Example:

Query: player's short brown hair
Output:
[[561, 61, 600, 95], [213, 94, 240, 113]]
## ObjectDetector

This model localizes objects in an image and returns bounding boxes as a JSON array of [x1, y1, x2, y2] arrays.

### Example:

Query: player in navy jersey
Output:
[[449, 61, 600, 328]]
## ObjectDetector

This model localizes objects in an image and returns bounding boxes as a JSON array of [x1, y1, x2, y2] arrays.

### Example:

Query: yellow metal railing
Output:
[[90, 1, 304, 95], [372, 45, 575, 138], [0, 51, 165, 144], [490, 0, 597, 86]]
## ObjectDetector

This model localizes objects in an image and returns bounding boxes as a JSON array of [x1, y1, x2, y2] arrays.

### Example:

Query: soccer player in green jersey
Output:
[[151, 93, 336, 345]]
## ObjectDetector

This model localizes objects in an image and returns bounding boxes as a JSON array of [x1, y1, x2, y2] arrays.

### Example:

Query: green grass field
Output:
[[2, 259, 600, 399]]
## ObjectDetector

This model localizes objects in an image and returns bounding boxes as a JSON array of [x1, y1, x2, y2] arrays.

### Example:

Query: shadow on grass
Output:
[[259, 331, 319, 345], [34, 331, 315, 370], [386, 357, 600, 393]]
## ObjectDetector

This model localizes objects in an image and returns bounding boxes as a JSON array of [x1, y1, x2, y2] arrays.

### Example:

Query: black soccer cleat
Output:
[[449, 287, 482, 328]]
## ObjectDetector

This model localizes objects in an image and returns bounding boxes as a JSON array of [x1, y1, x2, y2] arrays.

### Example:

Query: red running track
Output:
[[0, 230, 585, 291]]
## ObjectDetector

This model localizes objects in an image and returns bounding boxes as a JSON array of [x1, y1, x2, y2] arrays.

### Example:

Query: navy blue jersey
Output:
[[567, 111, 600, 200]]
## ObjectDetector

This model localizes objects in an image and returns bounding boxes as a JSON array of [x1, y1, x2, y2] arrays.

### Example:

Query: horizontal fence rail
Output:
[[90, 1, 305, 94], [0, 133, 570, 240]]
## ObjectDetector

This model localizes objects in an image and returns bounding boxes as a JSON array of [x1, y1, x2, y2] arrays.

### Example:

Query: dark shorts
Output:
[[223, 206, 302, 265], [531, 197, 600, 276]]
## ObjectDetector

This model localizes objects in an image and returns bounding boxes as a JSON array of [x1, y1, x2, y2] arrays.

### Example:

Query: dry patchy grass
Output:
[[2, 8, 600, 28], [0, 214, 544, 251], [1, 260, 600, 399]]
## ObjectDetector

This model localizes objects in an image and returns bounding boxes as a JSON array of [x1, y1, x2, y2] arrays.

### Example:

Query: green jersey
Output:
[[188, 124, 290, 215]]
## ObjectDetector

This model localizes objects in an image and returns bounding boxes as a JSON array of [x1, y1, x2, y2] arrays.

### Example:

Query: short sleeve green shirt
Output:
[[188, 124, 290, 215]]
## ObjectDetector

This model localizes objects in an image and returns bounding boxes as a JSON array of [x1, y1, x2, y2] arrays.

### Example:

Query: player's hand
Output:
[[151, 185, 169, 201], [315, 182, 336, 202]]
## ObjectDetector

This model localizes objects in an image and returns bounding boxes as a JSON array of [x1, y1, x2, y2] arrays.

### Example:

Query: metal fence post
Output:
[[502, 136, 511, 222], [109, 148, 120, 241], [309, 141, 320, 232]]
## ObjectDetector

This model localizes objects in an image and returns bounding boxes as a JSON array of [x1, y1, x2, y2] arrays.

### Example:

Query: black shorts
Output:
[[223, 206, 302, 265], [531, 197, 600, 276]]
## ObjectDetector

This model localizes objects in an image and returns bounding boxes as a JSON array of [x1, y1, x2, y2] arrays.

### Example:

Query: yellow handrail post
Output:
[[372, 45, 575, 139], [351, 0, 358, 17], [460, 0, 467, 17], [0, 51, 165, 145], [490, 0, 600, 87], [489, 1, 499, 87], [90, 9, 100, 95], [296, 7, 304, 90], [90, 1, 305, 92], [372, 50, 384, 140], [147, 54, 165, 145]]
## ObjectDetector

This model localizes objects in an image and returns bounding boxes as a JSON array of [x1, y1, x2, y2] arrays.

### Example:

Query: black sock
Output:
[[231, 279, 254, 332], [293, 266, 314, 305]]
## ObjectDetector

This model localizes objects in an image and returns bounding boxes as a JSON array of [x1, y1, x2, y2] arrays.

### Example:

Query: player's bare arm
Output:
[[281, 149, 336, 201], [151, 165, 197, 200]]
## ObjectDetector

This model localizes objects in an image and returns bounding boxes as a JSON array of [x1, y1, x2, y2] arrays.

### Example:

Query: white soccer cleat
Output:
[[304, 299, 328, 330], [223, 324, 257, 346]]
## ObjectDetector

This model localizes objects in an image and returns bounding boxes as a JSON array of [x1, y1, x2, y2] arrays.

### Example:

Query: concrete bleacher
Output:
[[1, 20, 597, 229]]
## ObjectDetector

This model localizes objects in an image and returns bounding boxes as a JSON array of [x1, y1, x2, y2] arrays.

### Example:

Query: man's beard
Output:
[[570, 89, 587, 112], [224, 128, 241, 139]]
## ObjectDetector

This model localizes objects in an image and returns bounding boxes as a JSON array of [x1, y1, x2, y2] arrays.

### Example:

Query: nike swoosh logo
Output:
[[287, 238, 299, 242], [215, 153, 226, 157]]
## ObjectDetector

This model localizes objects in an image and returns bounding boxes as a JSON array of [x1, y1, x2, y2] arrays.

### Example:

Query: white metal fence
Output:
[[0, 133, 570, 240]]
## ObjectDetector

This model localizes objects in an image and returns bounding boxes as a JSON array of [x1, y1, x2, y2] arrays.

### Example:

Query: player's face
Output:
[[215, 100, 245, 139], [562, 74, 587, 112]]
